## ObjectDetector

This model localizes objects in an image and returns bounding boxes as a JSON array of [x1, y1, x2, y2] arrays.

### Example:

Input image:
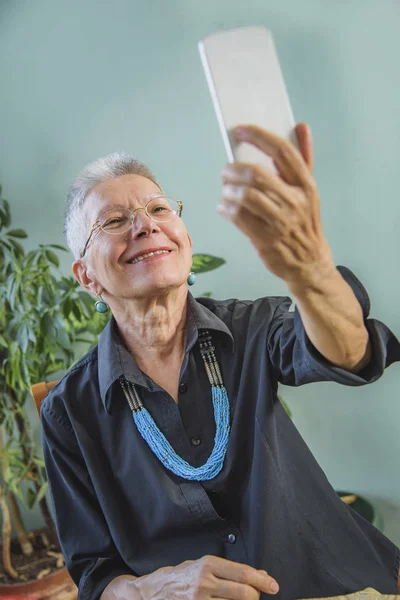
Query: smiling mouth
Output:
[[127, 249, 171, 264]]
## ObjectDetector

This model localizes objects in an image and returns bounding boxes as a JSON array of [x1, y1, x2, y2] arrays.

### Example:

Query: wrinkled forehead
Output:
[[84, 174, 163, 221]]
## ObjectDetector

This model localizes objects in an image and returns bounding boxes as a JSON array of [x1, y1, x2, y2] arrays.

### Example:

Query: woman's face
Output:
[[73, 174, 193, 303]]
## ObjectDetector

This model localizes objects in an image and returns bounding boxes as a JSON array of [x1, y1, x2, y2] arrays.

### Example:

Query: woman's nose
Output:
[[128, 209, 161, 238]]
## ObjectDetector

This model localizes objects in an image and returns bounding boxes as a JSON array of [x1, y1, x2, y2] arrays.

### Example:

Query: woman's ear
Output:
[[72, 259, 102, 296]]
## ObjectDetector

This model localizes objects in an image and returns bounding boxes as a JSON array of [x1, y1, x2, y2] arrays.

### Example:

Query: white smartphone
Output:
[[198, 26, 297, 172]]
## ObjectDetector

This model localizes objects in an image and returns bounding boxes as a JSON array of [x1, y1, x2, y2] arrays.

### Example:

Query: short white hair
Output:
[[64, 152, 159, 258]]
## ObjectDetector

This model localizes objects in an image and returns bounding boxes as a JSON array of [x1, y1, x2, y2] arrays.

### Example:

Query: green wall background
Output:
[[1, 0, 399, 544]]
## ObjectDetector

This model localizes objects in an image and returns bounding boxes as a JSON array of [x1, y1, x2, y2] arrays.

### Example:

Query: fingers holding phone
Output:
[[217, 124, 332, 284]]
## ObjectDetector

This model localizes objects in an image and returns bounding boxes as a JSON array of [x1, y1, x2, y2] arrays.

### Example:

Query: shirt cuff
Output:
[[293, 265, 400, 386], [79, 558, 135, 600]]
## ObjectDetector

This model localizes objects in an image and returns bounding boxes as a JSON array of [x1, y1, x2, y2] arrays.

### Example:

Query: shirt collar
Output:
[[97, 293, 234, 413]]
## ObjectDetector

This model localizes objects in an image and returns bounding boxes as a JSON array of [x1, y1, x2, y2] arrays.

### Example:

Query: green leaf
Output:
[[74, 338, 94, 345], [191, 254, 226, 274], [27, 327, 37, 344], [200, 291, 212, 298], [11, 482, 24, 503], [27, 487, 37, 509], [2, 465, 12, 486], [45, 250, 60, 267], [52, 314, 71, 350], [45, 360, 66, 374], [58, 279, 70, 292], [0, 199, 11, 229], [20, 353, 31, 387], [16, 324, 29, 354], [72, 302, 82, 322], [36, 481, 49, 503], [9, 238, 25, 257], [6, 273, 17, 309], [40, 285, 51, 307], [33, 457, 45, 468], [62, 297, 72, 319], [40, 312, 55, 339], [48, 244, 67, 252], [7, 454, 27, 470], [5, 412, 14, 437], [7, 228, 28, 239]]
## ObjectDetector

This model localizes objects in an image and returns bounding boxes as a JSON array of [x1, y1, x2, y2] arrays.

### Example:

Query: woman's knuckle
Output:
[[252, 165, 268, 186], [250, 589, 261, 600], [239, 586, 259, 600], [199, 554, 214, 572], [278, 141, 292, 160], [237, 564, 252, 583], [242, 186, 253, 202], [304, 177, 317, 195]]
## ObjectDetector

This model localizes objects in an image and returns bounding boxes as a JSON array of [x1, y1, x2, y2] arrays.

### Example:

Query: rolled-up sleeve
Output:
[[41, 397, 133, 600], [267, 265, 400, 386]]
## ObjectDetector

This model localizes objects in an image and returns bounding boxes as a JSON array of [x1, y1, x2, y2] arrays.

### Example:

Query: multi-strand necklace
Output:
[[120, 330, 230, 481]]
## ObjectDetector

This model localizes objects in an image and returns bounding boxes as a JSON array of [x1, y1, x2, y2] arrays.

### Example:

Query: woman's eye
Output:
[[103, 216, 127, 227]]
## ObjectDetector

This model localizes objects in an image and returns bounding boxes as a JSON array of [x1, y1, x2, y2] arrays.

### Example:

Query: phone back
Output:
[[199, 26, 297, 171]]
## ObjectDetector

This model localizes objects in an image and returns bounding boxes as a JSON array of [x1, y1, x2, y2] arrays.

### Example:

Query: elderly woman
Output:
[[42, 124, 400, 600]]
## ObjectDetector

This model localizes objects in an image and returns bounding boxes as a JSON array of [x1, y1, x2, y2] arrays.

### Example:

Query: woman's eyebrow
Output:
[[95, 204, 128, 219], [95, 193, 162, 219]]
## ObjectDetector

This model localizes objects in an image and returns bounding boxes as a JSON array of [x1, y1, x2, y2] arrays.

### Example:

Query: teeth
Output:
[[130, 249, 169, 264]]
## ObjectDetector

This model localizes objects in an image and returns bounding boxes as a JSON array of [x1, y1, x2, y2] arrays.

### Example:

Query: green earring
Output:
[[187, 271, 196, 286], [95, 294, 109, 313]]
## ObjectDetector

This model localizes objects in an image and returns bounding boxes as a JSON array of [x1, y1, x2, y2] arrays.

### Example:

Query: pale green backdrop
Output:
[[0, 0, 399, 544]]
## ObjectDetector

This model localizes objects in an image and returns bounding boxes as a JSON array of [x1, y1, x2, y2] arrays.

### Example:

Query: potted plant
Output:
[[0, 187, 108, 598], [0, 184, 226, 597]]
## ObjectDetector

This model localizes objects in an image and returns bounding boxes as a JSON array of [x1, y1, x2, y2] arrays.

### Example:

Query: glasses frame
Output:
[[80, 195, 183, 258]]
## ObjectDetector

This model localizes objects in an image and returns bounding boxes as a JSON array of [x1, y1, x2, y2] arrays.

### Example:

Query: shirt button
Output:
[[191, 436, 201, 446], [179, 382, 188, 394], [227, 533, 236, 544]]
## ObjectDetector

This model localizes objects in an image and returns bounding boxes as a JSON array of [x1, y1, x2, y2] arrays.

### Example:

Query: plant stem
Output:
[[8, 387, 57, 544], [0, 426, 18, 579], [0, 490, 18, 579], [38, 494, 57, 544], [8, 492, 33, 556]]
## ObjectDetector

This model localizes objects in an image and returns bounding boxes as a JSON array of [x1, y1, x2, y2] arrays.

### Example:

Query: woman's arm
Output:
[[100, 575, 138, 599], [41, 396, 134, 600], [217, 123, 373, 371], [288, 263, 371, 371]]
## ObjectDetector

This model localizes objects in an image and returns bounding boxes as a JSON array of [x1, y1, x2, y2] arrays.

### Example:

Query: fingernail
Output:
[[270, 581, 279, 593], [216, 202, 237, 216], [224, 184, 244, 201], [234, 126, 246, 139]]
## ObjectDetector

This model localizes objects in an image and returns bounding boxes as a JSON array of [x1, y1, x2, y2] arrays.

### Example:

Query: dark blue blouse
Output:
[[41, 266, 400, 600]]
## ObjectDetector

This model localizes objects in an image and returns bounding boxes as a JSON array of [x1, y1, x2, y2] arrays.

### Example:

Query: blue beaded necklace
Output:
[[120, 330, 230, 481]]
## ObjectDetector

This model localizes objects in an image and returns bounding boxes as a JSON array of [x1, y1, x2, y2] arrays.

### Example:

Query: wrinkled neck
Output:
[[112, 286, 188, 362]]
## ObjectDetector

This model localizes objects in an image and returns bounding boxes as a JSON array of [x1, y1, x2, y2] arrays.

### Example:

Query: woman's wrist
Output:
[[100, 574, 138, 599]]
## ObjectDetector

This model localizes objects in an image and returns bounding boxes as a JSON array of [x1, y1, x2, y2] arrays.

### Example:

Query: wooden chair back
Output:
[[30, 380, 59, 417]]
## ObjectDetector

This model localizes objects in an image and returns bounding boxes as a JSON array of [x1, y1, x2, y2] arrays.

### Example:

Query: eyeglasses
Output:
[[80, 195, 183, 258]]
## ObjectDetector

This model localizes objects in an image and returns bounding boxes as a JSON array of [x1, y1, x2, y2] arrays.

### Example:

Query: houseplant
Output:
[[0, 185, 226, 596], [0, 189, 108, 597]]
